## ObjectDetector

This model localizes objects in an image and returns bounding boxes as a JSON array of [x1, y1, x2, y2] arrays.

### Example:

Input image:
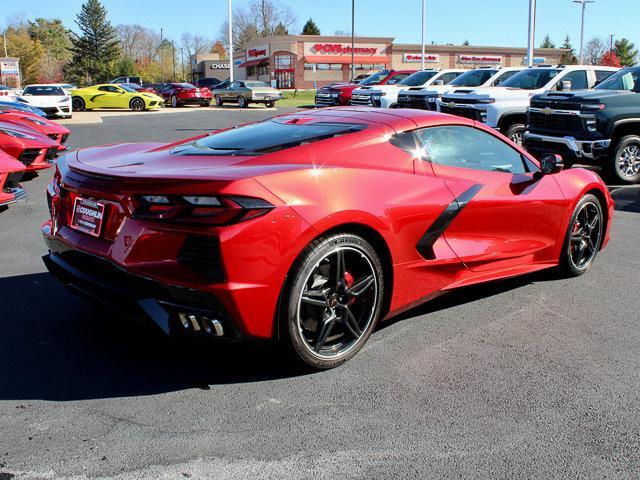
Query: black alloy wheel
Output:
[[71, 97, 85, 112], [130, 98, 145, 112], [283, 233, 384, 369], [559, 194, 604, 277]]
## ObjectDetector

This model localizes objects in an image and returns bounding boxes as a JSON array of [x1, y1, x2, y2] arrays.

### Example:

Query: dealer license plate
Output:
[[70, 197, 106, 237]]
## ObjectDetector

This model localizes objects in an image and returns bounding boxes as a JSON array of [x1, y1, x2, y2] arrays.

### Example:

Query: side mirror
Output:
[[539, 153, 563, 174], [559, 80, 572, 91], [433, 80, 445, 86]]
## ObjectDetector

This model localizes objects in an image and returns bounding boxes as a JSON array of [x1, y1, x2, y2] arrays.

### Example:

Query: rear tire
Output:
[[280, 233, 385, 370], [214, 94, 223, 106], [238, 96, 248, 108], [72, 97, 85, 112], [170, 95, 179, 108], [505, 123, 526, 146], [609, 135, 640, 184], [201, 100, 211, 107], [265, 101, 275, 108], [557, 194, 604, 277]]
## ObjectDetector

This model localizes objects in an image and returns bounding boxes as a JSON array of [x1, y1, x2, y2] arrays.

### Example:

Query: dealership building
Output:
[[235, 35, 566, 89]]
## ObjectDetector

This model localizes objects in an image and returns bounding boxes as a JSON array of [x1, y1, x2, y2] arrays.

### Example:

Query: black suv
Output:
[[197, 77, 223, 89], [524, 66, 640, 184]]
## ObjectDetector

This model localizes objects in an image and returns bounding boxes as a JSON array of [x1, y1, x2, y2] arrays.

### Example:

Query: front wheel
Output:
[[72, 97, 85, 112], [170, 95, 179, 108], [214, 94, 223, 106], [558, 194, 604, 277], [238, 96, 248, 108], [281, 233, 385, 370], [265, 101, 275, 108], [505, 123, 526, 146], [130, 98, 145, 112], [609, 135, 640, 184], [201, 100, 211, 107]]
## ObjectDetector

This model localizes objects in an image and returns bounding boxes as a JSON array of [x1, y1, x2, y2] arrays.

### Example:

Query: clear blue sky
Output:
[[8, 0, 639, 49]]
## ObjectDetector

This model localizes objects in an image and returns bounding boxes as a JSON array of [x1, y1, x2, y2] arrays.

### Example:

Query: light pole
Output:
[[609, 34, 614, 52], [351, 0, 355, 81], [228, 0, 234, 82], [421, 0, 425, 71], [526, 0, 536, 67], [160, 27, 164, 82], [574, 0, 594, 64]]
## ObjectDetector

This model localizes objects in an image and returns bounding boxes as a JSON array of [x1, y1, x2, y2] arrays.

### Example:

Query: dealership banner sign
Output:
[[246, 45, 270, 61], [0, 59, 19, 75], [403, 53, 440, 63], [458, 55, 502, 64], [304, 42, 388, 57]]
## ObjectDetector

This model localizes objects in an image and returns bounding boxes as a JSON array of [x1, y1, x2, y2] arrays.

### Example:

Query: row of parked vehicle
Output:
[[316, 64, 640, 183], [0, 100, 70, 210]]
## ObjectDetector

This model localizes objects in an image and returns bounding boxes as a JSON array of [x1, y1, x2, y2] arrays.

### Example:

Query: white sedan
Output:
[[16, 84, 72, 118]]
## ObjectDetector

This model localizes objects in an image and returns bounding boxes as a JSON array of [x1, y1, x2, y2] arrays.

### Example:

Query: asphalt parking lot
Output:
[[1, 108, 639, 479]]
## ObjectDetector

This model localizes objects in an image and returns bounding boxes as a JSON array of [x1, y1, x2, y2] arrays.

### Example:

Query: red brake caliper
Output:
[[344, 271, 355, 305]]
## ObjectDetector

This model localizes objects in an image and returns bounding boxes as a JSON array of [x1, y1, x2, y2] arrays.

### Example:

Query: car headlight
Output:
[[476, 98, 495, 104], [59, 96, 70, 103], [0, 128, 36, 139], [22, 117, 48, 126], [331, 91, 340, 98], [16, 97, 29, 104], [371, 92, 386, 100]]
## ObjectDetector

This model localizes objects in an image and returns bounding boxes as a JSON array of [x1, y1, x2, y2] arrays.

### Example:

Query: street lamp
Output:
[[573, 0, 594, 65], [421, 0, 425, 71], [228, 0, 234, 82], [526, 0, 536, 67]]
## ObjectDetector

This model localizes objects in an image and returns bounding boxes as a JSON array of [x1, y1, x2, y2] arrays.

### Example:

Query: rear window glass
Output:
[[178, 120, 367, 156]]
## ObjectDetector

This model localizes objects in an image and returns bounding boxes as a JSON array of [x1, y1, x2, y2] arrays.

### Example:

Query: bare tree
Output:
[[180, 32, 212, 59], [117, 24, 161, 61], [216, 0, 297, 53], [584, 37, 606, 65]]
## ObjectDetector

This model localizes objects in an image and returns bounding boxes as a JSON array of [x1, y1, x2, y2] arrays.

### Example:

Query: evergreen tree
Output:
[[68, 0, 120, 83], [560, 34, 577, 65], [273, 22, 289, 36], [301, 18, 320, 35], [540, 34, 555, 49], [614, 38, 638, 67]]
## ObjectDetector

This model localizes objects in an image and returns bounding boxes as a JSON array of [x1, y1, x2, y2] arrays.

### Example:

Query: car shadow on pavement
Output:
[[0, 273, 309, 401], [610, 186, 640, 213]]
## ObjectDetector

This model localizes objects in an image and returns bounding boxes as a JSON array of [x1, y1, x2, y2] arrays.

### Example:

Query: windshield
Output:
[[500, 68, 560, 90], [244, 81, 270, 88], [595, 67, 640, 92], [398, 71, 438, 86], [189, 120, 366, 155], [359, 70, 391, 85], [23, 86, 65, 96], [449, 69, 498, 87], [119, 85, 137, 93]]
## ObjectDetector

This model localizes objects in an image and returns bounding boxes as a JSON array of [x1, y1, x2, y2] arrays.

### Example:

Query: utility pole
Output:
[[180, 48, 185, 81], [3, 34, 7, 57], [609, 34, 614, 52], [160, 27, 164, 81], [172, 42, 176, 81], [351, 0, 355, 81], [574, 0, 594, 64], [228, 0, 234, 82], [526, 0, 536, 67], [421, 0, 425, 70]]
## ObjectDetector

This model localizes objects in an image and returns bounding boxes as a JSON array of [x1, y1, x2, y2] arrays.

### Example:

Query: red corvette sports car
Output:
[[0, 121, 59, 172], [41, 108, 613, 369], [158, 83, 212, 107], [0, 149, 26, 206], [0, 110, 70, 149]]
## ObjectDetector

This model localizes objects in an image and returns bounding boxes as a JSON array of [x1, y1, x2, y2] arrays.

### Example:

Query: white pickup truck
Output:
[[349, 69, 464, 108], [396, 67, 525, 110], [436, 65, 619, 144]]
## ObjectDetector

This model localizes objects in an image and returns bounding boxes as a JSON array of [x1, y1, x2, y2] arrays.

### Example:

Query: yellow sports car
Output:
[[70, 84, 164, 112]]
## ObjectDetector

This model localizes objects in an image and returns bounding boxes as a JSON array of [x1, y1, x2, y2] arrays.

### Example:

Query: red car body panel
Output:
[[161, 83, 212, 106], [0, 149, 27, 206], [41, 108, 613, 340], [317, 70, 416, 106], [0, 110, 70, 149], [0, 120, 59, 172]]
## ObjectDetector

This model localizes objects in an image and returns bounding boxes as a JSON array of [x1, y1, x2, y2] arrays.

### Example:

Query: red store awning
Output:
[[238, 59, 269, 68], [304, 55, 389, 64]]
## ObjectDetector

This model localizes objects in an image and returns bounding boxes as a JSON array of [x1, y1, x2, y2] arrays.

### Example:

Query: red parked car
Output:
[[42, 108, 613, 369], [0, 110, 70, 149], [315, 70, 416, 107], [158, 83, 212, 107], [120, 82, 160, 97], [0, 121, 59, 173], [0, 149, 27, 207]]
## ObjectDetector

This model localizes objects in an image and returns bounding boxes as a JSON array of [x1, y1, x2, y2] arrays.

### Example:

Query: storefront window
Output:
[[274, 52, 295, 69], [304, 63, 342, 71], [354, 64, 385, 70], [248, 64, 269, 76]]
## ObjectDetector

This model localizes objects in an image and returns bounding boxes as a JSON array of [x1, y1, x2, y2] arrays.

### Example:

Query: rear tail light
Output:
[[133, 195, 274, 225]]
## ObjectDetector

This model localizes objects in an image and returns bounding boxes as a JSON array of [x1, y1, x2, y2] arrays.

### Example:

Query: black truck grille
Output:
[[397, 95, 428, 110], [441, 97, 479, 105], [440, 106, 483, 121], [528, 112, 585, 134], [530, 99, 579, 111], [177, 235, 224, 281], [315, 91, 338, 107]]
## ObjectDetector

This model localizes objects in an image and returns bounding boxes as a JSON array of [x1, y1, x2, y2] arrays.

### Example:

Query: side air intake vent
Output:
[[177, 235, 224, 281]]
